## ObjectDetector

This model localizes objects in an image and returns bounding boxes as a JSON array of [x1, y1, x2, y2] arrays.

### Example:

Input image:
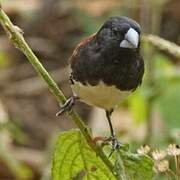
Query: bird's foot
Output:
[[92, 135, 121, 157], [108, 135, 121, 157], [56, 96, 78, 116]]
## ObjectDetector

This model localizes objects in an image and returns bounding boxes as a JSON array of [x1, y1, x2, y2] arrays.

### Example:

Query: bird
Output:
[[57, 16, 144, 152]]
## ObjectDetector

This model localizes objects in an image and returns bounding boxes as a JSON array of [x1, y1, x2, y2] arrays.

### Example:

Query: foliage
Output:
[[116, 150, 153, 180], [52, 129, 116, 180], [52, 130, 154, 180]]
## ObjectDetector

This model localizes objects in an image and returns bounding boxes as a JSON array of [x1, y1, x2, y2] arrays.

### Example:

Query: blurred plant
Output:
[[0, 120, 27, 143], [137, 144, 180, 179], [0, 50, 9, 68], [0, 97, 31, 179], [0, 95, 32, 179], [0, 135, 32, 179], [128, 41, 180, 144], [0, 119, 32, 179]]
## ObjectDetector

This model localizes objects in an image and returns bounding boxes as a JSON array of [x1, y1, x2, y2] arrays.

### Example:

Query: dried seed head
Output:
[[167, 144, 180, 156], [152, 150, 166, 161], [137, 145, 150, 155], [155, 160, 169, 172]]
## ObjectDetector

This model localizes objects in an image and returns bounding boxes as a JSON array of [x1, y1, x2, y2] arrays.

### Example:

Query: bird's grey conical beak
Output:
[[124, 28, 139, 48]]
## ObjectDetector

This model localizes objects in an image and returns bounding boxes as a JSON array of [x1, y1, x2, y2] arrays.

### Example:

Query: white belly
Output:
[[71, 81, 130, 110]]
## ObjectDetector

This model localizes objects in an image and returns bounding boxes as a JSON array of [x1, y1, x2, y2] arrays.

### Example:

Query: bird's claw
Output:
[[108, 136, 121, 157], [92, 135, 121, 157], [56, 96, 78, 116]]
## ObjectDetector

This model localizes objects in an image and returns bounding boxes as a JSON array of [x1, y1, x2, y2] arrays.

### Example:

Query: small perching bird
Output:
[[57, 16, 144, 152]]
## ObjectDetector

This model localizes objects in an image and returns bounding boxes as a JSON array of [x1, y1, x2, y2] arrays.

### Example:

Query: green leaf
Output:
[[117, 150, 154, 180], [52, 129, 115, 180]]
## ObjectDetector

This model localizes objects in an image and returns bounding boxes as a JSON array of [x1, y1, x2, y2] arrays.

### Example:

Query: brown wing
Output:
[[69, 33, 96, 65]]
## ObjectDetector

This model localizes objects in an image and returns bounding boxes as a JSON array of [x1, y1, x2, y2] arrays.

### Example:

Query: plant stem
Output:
[[115, 151, 127, 180], [0, 7, 115, 177], [175, 155, 180, 179], [142, 35, 180, 59]]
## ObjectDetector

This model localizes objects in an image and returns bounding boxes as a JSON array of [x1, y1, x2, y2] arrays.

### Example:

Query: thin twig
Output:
[[142, 35, 180, 59], [0, 6, 115, 176]]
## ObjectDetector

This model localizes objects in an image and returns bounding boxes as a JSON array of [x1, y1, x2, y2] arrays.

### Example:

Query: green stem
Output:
[[0, 7, 115, 177], [142, 35, 180, 59], [115, 151, 127, 180]]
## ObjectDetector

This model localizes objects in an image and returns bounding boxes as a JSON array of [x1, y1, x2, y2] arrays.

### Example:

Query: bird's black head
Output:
[[96, 16, 141, 50]]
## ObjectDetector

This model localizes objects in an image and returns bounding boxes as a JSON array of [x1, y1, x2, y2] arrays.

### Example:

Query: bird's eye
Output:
[[113, 28, 119, 36]]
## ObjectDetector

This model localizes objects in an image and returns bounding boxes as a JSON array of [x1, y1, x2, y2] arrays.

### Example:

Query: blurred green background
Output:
[[0, 0, 180, 179]]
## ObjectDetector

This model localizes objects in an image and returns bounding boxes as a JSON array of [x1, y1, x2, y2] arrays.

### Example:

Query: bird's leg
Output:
[[106, 110, 120, 157], [56, 96, 79, 116]]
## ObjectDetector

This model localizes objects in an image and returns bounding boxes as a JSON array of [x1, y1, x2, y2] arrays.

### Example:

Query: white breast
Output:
[[71, 81, 130, 110]]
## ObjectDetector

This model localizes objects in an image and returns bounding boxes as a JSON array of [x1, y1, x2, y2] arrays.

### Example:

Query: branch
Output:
[[0, 6, 115, 176], [142, 35, 180, 59]]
